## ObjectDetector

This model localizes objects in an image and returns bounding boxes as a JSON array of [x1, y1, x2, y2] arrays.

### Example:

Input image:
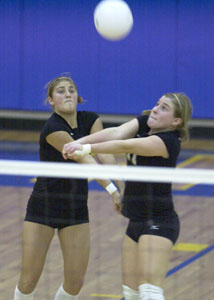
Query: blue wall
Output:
[[0, 0, 214, 118]]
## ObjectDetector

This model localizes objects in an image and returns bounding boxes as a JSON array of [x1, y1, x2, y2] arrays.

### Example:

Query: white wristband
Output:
[[74, 144, 91, 157], [105, 183, 118, 195]]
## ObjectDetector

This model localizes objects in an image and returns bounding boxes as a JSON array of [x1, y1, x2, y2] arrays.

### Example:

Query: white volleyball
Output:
[[94, 0, 133, 41]]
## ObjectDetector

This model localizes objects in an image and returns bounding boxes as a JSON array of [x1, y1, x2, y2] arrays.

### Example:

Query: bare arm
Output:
[[70, 135, 169, 159], [90, 135, 169, 158], [62, 118, 139, 158], [83, 118, 139, 142]]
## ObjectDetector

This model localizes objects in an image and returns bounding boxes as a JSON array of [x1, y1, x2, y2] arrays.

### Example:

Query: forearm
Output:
[[76, 154, 117, 190], [96, 153, 119, 165], [77, 127, 121, 144], [75, 135, 168, 158], [95, 154, 125, 193], [62, 119, 139, 159], [91, 140, 129, 155]]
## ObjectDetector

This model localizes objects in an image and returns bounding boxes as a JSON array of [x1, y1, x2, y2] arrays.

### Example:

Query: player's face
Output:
[[49, 80, 78, 114], [147, 96, 181, 133]]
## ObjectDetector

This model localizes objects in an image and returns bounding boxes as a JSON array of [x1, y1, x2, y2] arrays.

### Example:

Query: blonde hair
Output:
[[142, 92, 193, 142], [45, 74, 84, 104], [164, 92, 192, 142]]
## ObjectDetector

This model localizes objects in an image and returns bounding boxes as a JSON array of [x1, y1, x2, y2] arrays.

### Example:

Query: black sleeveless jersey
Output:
[[30, 111, 99, 209], [122, 115, 181, 220]]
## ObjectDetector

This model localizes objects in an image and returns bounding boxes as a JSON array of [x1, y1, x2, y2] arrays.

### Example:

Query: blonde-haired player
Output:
[[63, 93, 193, 300]]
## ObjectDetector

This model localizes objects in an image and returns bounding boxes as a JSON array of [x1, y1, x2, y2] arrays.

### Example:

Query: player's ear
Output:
[[48, 96, 54, 106], [172, 118, 182, 126]]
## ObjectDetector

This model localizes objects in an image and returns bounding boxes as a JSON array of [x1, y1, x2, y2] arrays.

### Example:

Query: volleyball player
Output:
[[14, 75, 123, 300], [62, 93, 193, 300]]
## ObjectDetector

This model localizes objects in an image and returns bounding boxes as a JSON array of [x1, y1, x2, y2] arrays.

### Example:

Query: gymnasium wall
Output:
[[0, 0, 213, 118]]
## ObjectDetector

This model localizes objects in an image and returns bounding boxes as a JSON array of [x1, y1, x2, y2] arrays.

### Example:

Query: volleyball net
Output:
[[0, 159, 214, 184]]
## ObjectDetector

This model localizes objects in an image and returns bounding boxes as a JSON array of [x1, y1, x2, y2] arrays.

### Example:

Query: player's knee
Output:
[[139, 283, 164, 300], [122, 285, 139, 300]]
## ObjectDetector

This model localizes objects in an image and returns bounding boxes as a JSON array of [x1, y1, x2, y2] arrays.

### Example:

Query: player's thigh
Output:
[[58, 223, 90, 274], [137, 234, 173, 287], [122, 234, 138, 289], [21, 221, 54, 274]]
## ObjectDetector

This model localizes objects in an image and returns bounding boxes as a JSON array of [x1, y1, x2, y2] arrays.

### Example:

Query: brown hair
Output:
[[45, 75, 84, 104], [142, 92, 193, 142]]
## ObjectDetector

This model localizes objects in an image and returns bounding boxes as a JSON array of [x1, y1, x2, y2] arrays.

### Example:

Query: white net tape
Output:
[[0, 159, 214, 184]]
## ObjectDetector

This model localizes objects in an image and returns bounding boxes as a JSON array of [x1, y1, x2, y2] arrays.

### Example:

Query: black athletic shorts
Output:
[[25, 195, 89, 229], [126, 212, 180, 244]]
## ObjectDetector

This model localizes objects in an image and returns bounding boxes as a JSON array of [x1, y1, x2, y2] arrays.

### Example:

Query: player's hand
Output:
[[62, 142, 82, 159]]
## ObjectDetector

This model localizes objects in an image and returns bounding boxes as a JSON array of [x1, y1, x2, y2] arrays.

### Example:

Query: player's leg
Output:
[[55, 223, 90, 299], [137, 235, 173, 300], [14, 221, 54, 298], [122, 234, 139, 300]]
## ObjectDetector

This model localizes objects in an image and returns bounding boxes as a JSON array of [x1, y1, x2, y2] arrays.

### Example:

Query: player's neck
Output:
[[57, 111, 78, 128]]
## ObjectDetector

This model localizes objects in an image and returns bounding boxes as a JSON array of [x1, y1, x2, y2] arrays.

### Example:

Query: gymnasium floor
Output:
[[0, 130, 214, 299]]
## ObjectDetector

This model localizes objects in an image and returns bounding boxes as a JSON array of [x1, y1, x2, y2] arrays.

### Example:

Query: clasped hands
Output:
[[62, 142, 90, 160]]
